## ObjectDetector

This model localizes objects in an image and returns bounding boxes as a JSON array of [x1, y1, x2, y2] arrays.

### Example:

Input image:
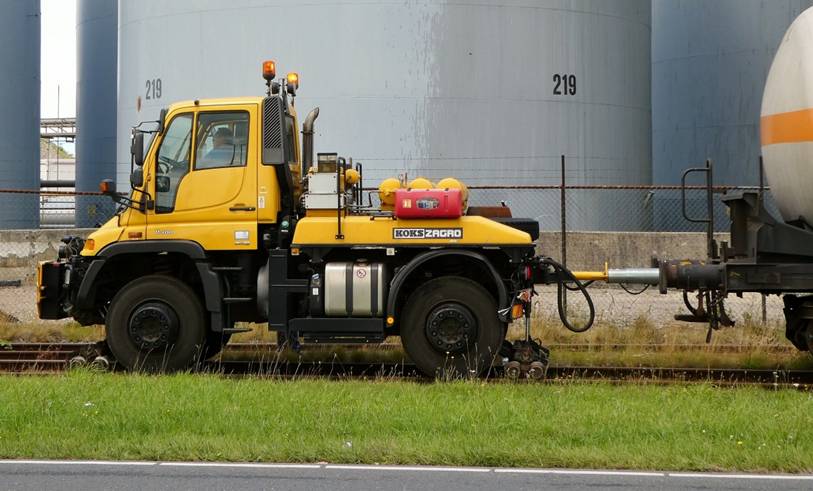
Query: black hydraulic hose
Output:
[[564, 280, 594, 291], [619, 283, 650, 295], [539, 257, 595, 333]]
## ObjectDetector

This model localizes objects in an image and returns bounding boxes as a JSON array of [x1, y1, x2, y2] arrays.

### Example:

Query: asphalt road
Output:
[[1, 461, 811, 490]]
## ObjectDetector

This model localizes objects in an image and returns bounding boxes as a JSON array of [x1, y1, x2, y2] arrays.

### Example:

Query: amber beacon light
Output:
[[286, 72, 299, 89], [262, 60, 276, 81]]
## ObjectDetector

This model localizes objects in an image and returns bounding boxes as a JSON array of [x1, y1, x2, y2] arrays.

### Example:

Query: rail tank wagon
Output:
[[76, 0, 117, 228], [116, 0, 651, 230], [762, 7, 813, 224], [652, 0, 813, 230], [0, 0, 40, 229]]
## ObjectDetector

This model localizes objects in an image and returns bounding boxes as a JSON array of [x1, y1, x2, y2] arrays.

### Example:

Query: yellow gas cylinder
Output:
[[437, 177, 469, 211], [408, 177, 434, 189], [378, 177, 402, 208], [345, 168, 360, 186]]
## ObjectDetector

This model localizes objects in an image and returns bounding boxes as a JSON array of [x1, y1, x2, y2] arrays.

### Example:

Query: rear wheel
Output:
[[400, 276, 504, 378], [787, 318, 813, 352], [784, 297, 813, 352], [106, 275, 205, 371]]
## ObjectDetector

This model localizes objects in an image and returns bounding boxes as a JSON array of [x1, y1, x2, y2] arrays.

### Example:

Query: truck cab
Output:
[[89, 95, 300, 253]]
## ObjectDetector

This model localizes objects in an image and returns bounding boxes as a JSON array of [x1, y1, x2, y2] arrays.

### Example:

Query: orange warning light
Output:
[[262, 60, 277, 81], [286, 72, 299, 89]]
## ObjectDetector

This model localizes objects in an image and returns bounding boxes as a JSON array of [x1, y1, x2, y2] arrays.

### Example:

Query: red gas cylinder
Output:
[[394, 188, 462, 218]]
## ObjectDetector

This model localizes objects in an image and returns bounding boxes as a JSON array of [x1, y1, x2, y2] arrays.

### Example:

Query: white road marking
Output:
[[0, 459, 811, 481], [159, 462, 321, 469], [494, 469, 664, 477], [669, 472, 813, 480], [0, 460, 156, 466], [325, 464, 491, 473]]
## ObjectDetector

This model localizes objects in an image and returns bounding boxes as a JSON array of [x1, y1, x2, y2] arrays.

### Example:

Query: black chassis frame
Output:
[[41, 240, 534, 345], [262, 244, 534, 342]]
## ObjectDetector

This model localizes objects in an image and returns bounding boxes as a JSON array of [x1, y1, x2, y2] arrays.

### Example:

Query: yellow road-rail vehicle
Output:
[[37, 61, 596, 377]]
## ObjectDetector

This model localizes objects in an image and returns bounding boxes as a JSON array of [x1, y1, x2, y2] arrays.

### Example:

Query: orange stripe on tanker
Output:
[[761, 108, 813, 145]]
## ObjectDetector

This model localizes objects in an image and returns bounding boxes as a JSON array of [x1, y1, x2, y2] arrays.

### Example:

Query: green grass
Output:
[[0, 373, 811, 472]]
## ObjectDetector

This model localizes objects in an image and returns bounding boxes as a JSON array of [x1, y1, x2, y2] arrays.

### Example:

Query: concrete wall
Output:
[[537, 231, 727, 270], [0, 229, 94, 283], [0, 229, 721, 283]]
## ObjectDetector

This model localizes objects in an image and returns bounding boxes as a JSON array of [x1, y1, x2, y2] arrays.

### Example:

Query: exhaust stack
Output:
[[302, 107, 320, 176]]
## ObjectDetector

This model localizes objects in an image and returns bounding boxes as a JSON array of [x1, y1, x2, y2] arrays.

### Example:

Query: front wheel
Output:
[[400, 276, 504, 378], [106, 275, 205, 371]]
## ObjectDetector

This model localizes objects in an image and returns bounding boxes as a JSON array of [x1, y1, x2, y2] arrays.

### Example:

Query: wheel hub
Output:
[[425, 304, 477, 354], [128, 302, 179, 350]]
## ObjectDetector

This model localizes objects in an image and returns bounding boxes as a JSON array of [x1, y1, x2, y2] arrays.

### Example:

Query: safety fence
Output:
[[0, 183, 775, 232], [0, 185, 787, 344], [465, 184, 778, 233], [0, 188, 117, 229]]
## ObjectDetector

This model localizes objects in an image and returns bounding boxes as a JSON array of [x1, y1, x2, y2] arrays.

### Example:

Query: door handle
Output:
[[229, 204, 256, 212]]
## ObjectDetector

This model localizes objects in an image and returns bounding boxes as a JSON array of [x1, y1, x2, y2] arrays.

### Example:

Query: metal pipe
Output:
[[607, 268, 660, 285], [40, 180, 75, 188], [575, 260, 726, 290], [706, 159, 715, 259], [560, 155, 567, 312], [572, 268, 660, 285], [302, 107, 319, 176]]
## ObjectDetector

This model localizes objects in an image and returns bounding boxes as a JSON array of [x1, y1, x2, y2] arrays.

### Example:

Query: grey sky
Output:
[[41, 0, 77, 119]]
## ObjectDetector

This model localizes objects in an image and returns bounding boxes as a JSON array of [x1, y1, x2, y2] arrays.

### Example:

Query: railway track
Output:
[[1, 342, 811, 387], [2, 341, 795, 354]]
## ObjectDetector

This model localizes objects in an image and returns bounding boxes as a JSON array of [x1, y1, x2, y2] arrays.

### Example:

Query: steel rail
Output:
[[1, 343, 810, 386]]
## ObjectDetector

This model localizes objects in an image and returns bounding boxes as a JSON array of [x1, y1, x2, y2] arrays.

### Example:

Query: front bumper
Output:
[[37, 260, 68, 319]]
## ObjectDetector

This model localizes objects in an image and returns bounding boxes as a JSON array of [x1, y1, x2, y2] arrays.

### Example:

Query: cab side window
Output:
[[155, 113, 193, 213], [195, 112, 249, 169]]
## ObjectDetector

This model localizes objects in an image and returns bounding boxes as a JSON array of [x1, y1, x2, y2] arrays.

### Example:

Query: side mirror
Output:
[[131, 132, 145, 166], [130, 168, 144, 188], [157, 108, 167, 135], [156, 175, 171, 193]]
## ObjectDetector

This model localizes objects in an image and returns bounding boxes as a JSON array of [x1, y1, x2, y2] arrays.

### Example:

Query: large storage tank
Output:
[[75, 0, 118, 227], [761, 7, 813, 225], [652, 0, 813, 230], [118, 0, 651, 230], [0, 0, 40, 229]]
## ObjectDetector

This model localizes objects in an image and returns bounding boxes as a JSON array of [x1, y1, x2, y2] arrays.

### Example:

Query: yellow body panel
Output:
[[291, 215, 532, 246], [145, 101, 259, 250], [81, 216, 125, 256]]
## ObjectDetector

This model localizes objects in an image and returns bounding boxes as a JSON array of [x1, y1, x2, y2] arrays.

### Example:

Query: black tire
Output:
[[786, 318, 811, 352], [400, 276, 504, 378], [106, 275, 205, 371]]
